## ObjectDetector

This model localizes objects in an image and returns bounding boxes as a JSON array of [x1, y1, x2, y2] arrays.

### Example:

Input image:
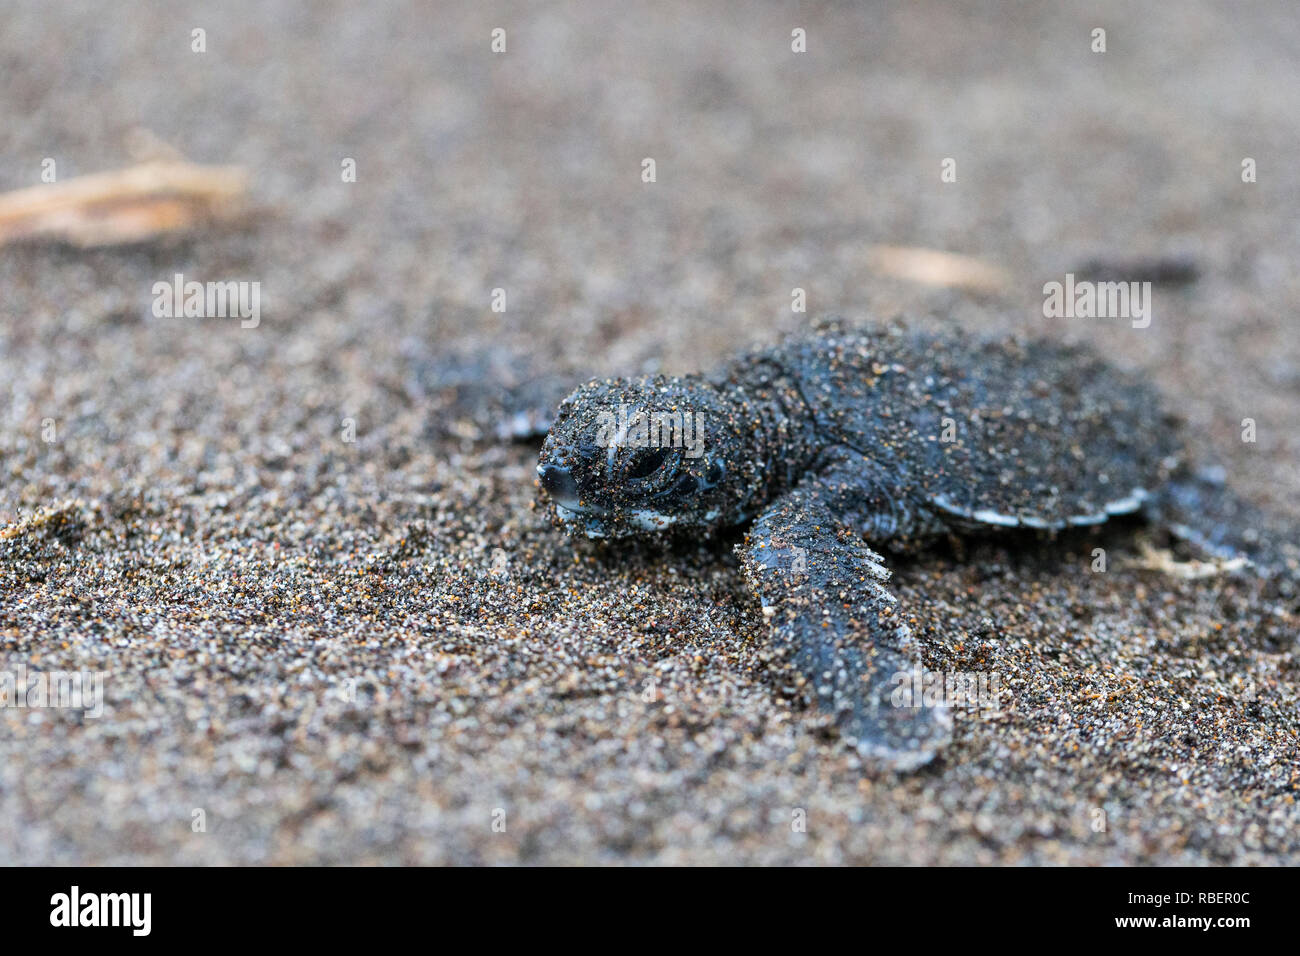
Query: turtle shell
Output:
[[767, 323, 1184, 530]]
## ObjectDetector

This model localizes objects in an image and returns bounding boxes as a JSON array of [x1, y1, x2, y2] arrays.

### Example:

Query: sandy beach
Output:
[[1, 0, 1297, 864]]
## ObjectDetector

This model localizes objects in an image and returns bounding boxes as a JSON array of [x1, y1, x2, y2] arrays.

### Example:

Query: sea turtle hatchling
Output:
[[535, 318, 1297, 769]]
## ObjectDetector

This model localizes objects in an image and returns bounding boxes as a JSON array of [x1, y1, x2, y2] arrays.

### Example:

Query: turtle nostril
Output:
[[539, 464, 578, 500]]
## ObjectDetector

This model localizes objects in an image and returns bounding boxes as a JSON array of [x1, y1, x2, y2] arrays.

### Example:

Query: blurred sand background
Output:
[[1, 0, 1298, 863]]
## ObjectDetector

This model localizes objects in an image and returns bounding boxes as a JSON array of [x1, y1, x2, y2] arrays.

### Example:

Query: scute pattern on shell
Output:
[[751, 320, 1185, 531]]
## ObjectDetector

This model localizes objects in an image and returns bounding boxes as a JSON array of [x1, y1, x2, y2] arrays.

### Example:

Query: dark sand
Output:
[[1, 0, 1297, 864]]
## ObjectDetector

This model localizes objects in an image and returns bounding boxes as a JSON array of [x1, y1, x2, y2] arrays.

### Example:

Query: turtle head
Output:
[[537, 374, 745, 538]]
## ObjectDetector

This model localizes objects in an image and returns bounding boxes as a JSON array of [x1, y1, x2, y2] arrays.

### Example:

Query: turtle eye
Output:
[[625, 448, 673, 480]]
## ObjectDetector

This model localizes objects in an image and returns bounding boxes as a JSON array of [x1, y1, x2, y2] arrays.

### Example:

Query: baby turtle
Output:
[[536, 318, 1296, 769]]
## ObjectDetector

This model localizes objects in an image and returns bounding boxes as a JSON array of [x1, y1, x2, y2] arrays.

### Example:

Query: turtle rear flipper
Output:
[[1150, 467, 1300, 588], [740, 457, 952, 770]]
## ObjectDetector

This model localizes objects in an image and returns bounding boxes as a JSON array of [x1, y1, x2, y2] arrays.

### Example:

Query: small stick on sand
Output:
[[867, 244, 1010, 293], [0, 160, 249, 248], [1127, 540, 1249, 579]]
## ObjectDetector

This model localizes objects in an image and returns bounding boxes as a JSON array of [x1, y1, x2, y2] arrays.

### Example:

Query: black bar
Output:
[[1, 866, 1279, 943]]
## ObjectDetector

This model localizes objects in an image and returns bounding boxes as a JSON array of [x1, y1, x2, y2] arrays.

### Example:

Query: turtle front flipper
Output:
[[740, 461, 952, 770]]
